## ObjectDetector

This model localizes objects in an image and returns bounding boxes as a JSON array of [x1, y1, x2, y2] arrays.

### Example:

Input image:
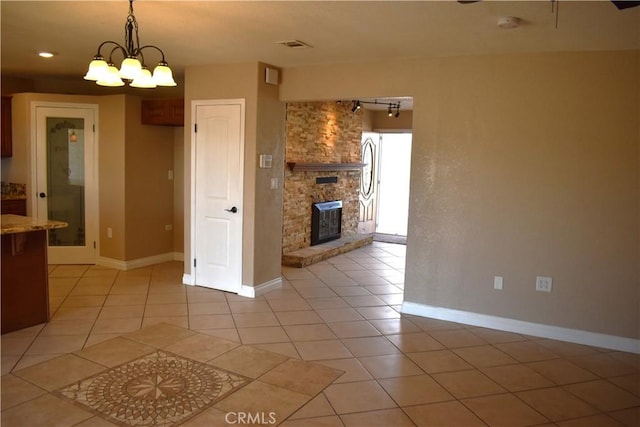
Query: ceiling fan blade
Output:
[[457, 0, 639, 9], [611, 1, 640, 9]]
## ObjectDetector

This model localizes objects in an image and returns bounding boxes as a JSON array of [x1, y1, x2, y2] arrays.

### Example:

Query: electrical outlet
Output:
[[536, 276, 552, 292], [494, 276, 503, 290], [107, 227, 113, 238], [165, 224, 173, 231]]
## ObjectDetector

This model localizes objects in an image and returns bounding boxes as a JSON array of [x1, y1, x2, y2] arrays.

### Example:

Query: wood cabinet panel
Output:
[[141, 98, 184, 126], [1, 199, 27, 215], [1, 96, 12, 157], [2, 230, 50, 334]]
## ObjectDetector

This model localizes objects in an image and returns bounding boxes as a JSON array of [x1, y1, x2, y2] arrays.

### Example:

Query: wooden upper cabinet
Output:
[[141, 98, 184, 126], [1, 96, 13, 157]]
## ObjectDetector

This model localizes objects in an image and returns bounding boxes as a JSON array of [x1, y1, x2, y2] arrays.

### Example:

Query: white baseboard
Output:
[[97, 252, 178, 271], [238, 277, 283, 298], [173, 252, 184, 262], [182, 274, 194, 286], [182, 276, 282, 297], [401, 301, 640, 354]]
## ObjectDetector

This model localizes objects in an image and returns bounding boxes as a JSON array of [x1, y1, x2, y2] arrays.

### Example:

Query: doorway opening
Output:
[[358, 131, 413, 243], [375, 132, 412, 239]]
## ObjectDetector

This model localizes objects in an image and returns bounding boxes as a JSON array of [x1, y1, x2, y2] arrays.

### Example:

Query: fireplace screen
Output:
[[311, 201, 342, 246]]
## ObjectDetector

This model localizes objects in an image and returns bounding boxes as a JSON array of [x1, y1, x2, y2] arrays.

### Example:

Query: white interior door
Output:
[[34, 104, 98, 264], [193, 100, 244, 293]]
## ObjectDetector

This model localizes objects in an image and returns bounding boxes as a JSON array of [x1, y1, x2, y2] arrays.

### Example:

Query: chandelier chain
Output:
[[125, 0, 140, 57]]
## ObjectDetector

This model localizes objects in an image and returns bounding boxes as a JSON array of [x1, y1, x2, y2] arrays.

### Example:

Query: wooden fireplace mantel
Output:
[[286, 162, 366, 172]]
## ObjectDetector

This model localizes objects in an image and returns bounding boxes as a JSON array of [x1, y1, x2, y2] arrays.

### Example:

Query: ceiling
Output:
[[1, 1, 638, 87]]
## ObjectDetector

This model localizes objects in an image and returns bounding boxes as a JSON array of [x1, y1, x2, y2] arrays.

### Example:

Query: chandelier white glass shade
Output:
[[84, 0, 176, 88]]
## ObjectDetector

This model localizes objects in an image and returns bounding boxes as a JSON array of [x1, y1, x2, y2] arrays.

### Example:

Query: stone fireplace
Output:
[[282, 101, 363, 255]]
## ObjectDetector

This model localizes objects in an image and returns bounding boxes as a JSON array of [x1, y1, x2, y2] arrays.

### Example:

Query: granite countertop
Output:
[[1, 215, 68, 235], [1, 194, 27, 201]]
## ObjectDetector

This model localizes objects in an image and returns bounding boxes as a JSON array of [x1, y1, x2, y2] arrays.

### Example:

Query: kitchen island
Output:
[[1, 214, 67, 333]]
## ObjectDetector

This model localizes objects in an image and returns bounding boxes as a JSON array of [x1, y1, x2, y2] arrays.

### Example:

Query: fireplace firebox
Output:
[[311, 201, 342, 246]]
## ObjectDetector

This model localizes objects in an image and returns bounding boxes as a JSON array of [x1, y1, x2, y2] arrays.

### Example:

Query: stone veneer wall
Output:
[[283, 101, 363, 254]]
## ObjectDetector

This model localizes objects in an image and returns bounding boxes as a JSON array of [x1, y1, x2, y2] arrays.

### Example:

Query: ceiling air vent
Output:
[[277, 40, 313, 49]]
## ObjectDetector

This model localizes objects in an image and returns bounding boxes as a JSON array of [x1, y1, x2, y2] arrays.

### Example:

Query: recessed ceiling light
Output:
[[276, 40, 313, 49], [38, 52, 55, 58], [497, 16, 520, 29]]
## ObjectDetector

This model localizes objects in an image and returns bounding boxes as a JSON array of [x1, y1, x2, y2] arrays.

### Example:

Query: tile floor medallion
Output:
[[5, 323, 343, 427], [55, 350, 249, 426]]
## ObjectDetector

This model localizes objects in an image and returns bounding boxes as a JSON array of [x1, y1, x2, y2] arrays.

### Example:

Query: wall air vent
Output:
[[277, 40, 313, 49]]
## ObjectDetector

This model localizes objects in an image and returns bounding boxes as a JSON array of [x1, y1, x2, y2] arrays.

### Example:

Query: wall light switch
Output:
[[270, 178, 278, 189], [168, 170, 174, 180], [259, 154, 273, 168], [494, 276, 503, 290], [536, 276, 553, 292], [107, 227, 113, 238]]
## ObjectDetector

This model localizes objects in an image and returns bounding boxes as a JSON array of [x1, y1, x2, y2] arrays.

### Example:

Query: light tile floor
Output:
[[2, 241, 639, 426]]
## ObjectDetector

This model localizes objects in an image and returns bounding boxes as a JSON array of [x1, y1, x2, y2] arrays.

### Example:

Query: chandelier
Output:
[[83, 0, 176, 88]]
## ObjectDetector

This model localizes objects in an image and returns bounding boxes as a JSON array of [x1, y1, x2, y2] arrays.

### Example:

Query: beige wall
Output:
[[184, 62, 285, 286], [173, 127, 185, 254], [371, 110, 413, 131], [123, 96, 175, 260], [280, 50, 640, 340], [2, 93, 127, 258], [1, 94, 36, 193], [1, 75, 183, 98], [1, 92, 177, 263], [97, 95, 126, 260], [254, 63, 286, 285]]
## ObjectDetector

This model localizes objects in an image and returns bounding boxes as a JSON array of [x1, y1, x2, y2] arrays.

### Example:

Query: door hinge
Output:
[[193, 258, 197, 267], [194, 123, 198, 133], [93, 124, 96, 132], [93, 241, 96, 249]]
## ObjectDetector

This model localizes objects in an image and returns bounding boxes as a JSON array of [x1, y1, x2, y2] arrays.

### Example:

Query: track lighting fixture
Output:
[[350, 99, 402, 118]]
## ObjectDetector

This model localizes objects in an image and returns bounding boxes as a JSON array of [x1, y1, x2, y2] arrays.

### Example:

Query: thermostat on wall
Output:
[[259, 154, 273, 168]]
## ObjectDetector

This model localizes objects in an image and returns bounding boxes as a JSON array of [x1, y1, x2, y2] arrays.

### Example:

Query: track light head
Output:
[[351, 100, 361, 113], [387, 104, 393, 117]]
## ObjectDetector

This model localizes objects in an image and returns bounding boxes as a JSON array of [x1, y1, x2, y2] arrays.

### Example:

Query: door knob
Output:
[[225, 207, 238, 213], [39, 192, 47, 198]]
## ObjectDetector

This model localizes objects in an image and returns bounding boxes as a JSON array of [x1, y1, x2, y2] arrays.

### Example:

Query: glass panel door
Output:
[[46, 118, 85, 247], [35, 105, 97, 265]]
